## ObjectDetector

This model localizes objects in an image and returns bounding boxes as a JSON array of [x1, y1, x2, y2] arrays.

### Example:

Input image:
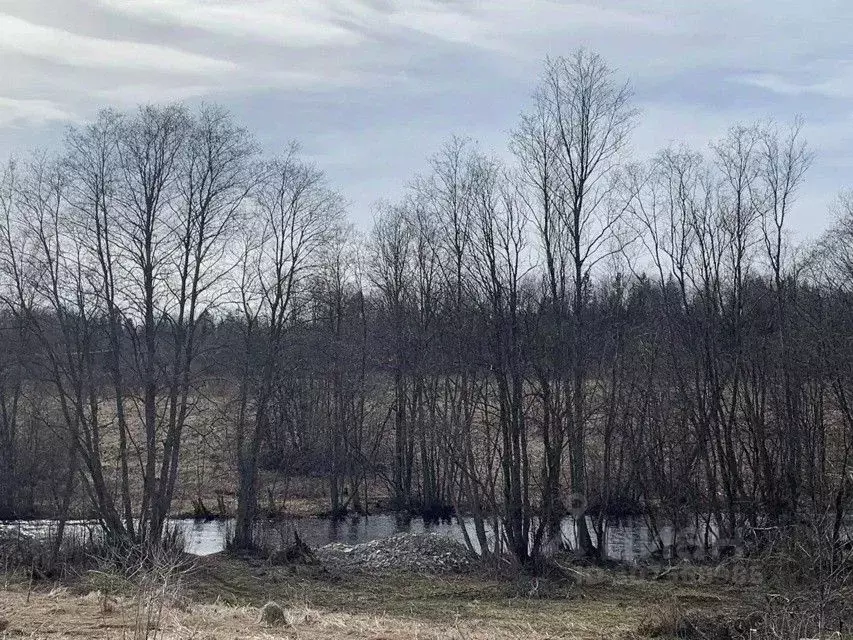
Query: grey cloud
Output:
[[93, 0, 365, 48], [1, 0, 852, 236], [0, 13, 236, 74], [0, 97, 74, 127]]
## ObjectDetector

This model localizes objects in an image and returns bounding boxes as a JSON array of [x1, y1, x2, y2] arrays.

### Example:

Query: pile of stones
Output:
[[315, 532, 475, 573]]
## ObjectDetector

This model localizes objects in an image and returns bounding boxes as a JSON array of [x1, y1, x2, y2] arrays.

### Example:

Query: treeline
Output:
[[0, 50, 851, 566]]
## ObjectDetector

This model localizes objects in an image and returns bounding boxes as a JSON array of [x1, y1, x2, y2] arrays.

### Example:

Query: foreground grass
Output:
[[187, 555, 751, 637], [0, 553, 762, 639]]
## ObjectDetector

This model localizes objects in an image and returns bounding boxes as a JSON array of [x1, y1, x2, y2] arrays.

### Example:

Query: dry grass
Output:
[[0, 552, 761, 640], [182, 554, 754, 639], [0, 585, 565, 639], [57, 389, 393, 522]]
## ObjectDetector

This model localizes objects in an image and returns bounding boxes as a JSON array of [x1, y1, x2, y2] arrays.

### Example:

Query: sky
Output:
[[1, 0, 851, 239]]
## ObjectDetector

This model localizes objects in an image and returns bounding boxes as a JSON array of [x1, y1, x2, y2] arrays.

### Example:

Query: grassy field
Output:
[[43, 390, 392, 521], [0, 553, 768, 639]]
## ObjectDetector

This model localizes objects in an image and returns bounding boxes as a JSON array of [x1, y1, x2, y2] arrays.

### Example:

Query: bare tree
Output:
[[0, 154, 108, 553], [232, 146, 343, 549], [65, 109, 135, 539], [369, 202, 415, 511], [111, 104, 190, 541], [150, 105, 256, 540], [514, 49, 637, 556], [469, 157, 532, 564]]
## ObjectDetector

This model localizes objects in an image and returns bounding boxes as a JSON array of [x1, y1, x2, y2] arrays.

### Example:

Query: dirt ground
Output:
[[0, 553, 758, 639]]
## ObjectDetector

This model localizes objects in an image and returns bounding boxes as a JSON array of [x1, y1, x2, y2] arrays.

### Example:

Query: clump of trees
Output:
[[0, 104, 343, 550], [0, 50, 851, 567]]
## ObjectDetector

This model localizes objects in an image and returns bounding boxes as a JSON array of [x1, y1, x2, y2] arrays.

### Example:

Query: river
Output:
[[0, 514, 720, 562]]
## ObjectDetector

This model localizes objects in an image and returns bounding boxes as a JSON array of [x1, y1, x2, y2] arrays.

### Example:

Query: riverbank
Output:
[[2, 526, 851, 639], [0, 553, 765, 639]]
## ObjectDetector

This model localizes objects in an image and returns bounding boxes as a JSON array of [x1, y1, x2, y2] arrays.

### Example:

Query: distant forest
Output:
[[1, 49, 851, 566]]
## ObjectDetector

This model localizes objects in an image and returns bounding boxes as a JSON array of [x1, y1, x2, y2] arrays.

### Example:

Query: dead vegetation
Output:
[[0, 543, 756, 639], [0, 587, 581, 639], [1, 520, 851, 639], [3, 548, 852, 640], [635, 600, 764, 640]]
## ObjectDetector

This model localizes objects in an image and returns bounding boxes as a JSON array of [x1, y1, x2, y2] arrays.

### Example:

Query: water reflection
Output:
[[179, 514, 725, 560], [0, 514, 732, 561]]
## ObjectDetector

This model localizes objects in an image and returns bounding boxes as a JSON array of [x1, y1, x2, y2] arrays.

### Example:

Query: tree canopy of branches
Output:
[[1, 51, 851, 568]]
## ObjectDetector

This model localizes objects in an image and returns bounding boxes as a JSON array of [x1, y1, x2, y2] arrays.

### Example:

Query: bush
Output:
[[637, 601, 760, 640]]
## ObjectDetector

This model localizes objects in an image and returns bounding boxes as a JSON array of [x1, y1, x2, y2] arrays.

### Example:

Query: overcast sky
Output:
[[1, 0, 851, 238]]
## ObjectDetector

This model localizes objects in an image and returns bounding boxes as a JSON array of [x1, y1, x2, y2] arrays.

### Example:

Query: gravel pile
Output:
[[315, 533, 475, 573]]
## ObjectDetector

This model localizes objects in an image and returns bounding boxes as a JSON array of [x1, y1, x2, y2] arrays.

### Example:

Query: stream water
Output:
[[0, 514, 721, 562]]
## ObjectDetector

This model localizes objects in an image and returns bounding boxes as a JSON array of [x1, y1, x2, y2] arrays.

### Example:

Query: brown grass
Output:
[[0, 585, 561, 639], [0, 553, 763, 640], [52, 391, 390, 521]]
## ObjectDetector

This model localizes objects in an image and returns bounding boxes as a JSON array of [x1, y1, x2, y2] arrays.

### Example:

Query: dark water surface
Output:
[[5, 514, 850, 562], [0, 514, 714, 562]]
